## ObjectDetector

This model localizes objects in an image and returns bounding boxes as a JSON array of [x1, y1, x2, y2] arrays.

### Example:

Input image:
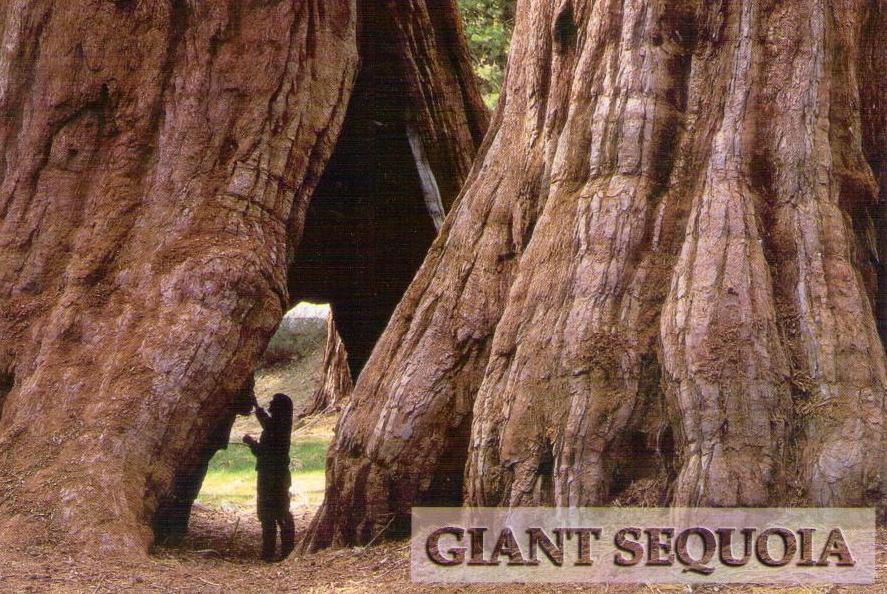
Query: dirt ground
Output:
[[2, 358, 875, 593], [0, 504, 885, 594], [1, 341, 877, 594]]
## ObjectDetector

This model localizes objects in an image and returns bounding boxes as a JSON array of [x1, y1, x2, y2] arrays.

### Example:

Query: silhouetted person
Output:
[[243, 393, 295, 561]]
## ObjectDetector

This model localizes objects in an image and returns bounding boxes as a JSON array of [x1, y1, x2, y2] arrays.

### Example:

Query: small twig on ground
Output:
[[227, 517, 241, 550], [197, 577, 221, 588], [359, 515, 397, 554], [194, 549, 222, 557], [374, 561, 406, 580]]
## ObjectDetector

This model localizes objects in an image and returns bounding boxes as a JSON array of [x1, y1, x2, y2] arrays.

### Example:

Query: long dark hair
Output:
[[269, 393, 293, 434]]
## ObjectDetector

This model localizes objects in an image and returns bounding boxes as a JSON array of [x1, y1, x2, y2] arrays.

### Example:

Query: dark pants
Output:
[[257, 467, 294, 561]]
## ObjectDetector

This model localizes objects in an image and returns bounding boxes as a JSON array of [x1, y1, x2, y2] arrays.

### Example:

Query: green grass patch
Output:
[[198, 436, 329, 509]]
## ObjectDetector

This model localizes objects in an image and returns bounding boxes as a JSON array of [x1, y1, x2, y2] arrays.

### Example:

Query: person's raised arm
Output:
[[254, 403, 270, 429]]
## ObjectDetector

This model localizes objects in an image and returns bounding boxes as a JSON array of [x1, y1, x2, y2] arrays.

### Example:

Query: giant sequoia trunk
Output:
[[306, 0, 887, 550], [0, 0, 484, 554]]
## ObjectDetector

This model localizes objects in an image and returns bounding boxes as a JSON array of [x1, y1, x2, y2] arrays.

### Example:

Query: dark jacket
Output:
[[248, 405, 291, 472]]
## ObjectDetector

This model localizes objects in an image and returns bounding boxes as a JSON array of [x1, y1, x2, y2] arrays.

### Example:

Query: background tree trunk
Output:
[[300, 313, 353, 418], [306, 0, 887, 550], [0, 0, 484, 555]]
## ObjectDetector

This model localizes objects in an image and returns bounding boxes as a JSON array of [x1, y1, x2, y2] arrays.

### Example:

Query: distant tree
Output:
[[458, 0, 515, 106]]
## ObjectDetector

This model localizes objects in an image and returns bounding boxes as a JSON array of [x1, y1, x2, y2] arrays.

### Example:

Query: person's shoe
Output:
[[261, 544, 277, 562]]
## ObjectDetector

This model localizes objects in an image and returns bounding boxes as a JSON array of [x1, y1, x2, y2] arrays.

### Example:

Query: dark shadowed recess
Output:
[[0, 368, 12, 424], [288, 4, 442, 380]]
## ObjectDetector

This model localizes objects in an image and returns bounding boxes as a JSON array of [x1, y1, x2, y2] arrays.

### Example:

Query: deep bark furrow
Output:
[[862, 2, 887, 352]]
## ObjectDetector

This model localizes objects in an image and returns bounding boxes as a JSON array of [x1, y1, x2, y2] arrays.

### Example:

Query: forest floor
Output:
[[2, 344, 884, 592], [2, 510, 887, 593], [2, 416, 886, 593]]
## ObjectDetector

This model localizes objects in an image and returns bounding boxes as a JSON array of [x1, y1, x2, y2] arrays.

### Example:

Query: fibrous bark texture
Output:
[[0, 0, 357, 554], [306, 0, 887, 550], [301, 313, 353, 418], [0, 0, 483, 555]]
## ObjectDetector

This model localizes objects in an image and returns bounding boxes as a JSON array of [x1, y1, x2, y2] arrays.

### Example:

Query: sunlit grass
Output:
[[198, 436, 329, 510]]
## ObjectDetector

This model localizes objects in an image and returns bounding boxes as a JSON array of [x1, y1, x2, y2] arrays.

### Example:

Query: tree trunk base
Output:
[[306, 0, 887, 550]]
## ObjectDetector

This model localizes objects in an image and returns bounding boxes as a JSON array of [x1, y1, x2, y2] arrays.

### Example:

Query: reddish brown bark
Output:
[[301, 314, 353, 418], [0, 0, 484, 555], [306, 0, 887, 551]]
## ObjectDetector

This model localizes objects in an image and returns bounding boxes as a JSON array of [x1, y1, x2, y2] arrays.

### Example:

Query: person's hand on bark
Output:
[[243, 434, 257, 446]]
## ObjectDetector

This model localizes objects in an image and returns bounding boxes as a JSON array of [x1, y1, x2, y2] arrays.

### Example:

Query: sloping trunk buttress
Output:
[[305, 0, 887, 550]]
